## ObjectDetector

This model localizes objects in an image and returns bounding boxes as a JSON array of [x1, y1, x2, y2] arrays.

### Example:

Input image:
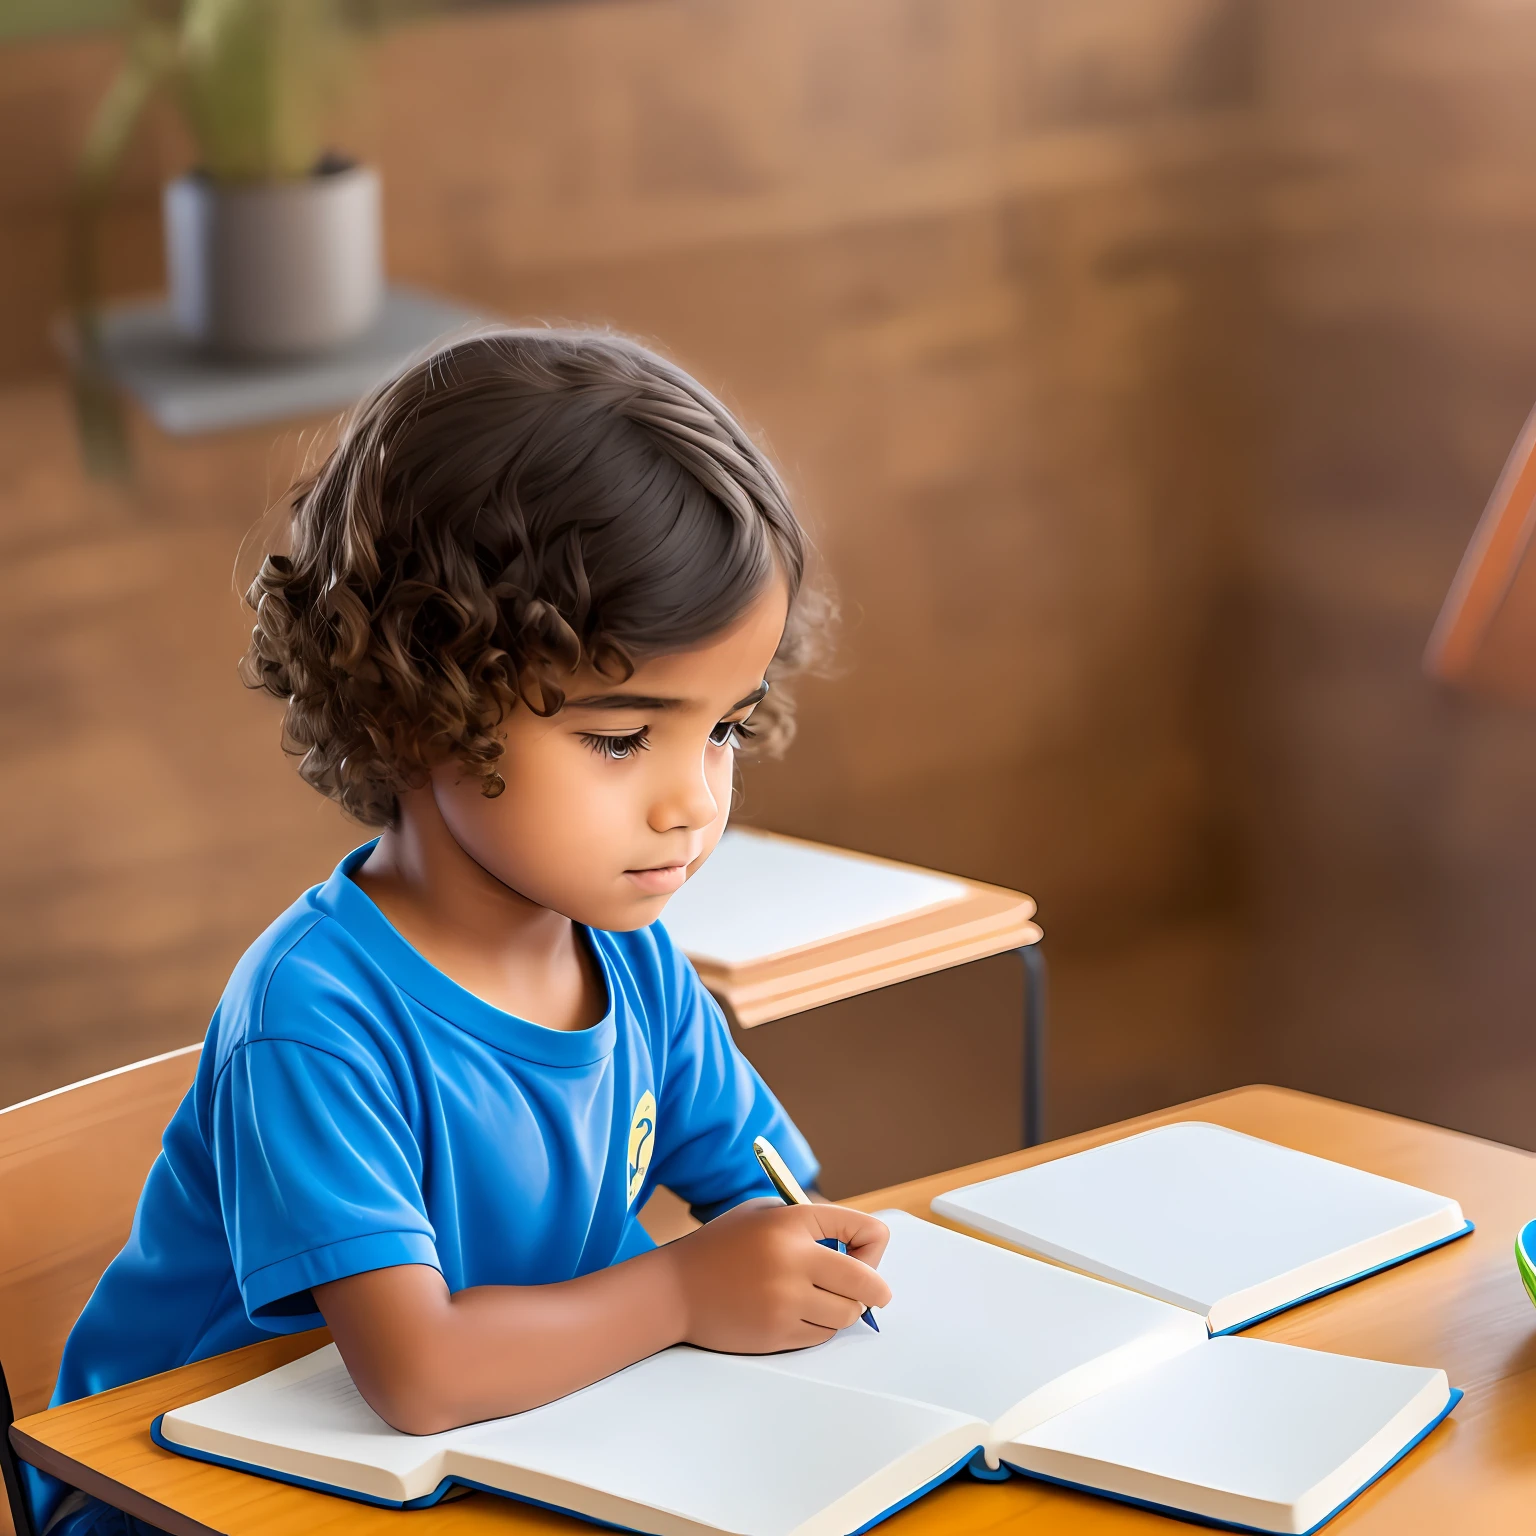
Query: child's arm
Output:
[[316, 1199, 890, 1435]]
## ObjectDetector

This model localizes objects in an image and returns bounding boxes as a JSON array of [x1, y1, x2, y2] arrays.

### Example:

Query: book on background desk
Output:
[[153, 1212, 1457, 1536], [660, 828, 968, 966], [932, 1121, 1473, 1334]]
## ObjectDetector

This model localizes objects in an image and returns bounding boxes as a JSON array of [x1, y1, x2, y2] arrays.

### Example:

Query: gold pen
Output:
[[753, 1135, 880, 1332]]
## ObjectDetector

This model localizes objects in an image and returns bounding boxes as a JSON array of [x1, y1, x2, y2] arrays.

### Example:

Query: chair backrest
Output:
[[0, 1046, 200, 1536]]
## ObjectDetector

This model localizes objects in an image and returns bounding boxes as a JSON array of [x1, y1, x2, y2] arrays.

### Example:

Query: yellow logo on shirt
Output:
[[627, 1090, 657, 1206]]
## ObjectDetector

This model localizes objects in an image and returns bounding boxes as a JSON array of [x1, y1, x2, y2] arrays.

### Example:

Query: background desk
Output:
[[14, 1086, 1536, 1536], [667, 830, 1045, 1146]]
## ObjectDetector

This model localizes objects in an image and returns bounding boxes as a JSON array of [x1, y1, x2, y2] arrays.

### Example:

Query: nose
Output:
[[648, 747, 720, 834]]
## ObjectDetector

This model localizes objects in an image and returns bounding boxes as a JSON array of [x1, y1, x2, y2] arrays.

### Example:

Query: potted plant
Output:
[[73, 0, 383, 360]]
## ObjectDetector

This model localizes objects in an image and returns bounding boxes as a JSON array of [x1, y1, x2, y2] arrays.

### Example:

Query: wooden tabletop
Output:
[[13, 1086, 1536, 1536]]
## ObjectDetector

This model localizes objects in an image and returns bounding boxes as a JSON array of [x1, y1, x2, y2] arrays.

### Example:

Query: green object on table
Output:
[[1518, 1220, 1536, 1307]]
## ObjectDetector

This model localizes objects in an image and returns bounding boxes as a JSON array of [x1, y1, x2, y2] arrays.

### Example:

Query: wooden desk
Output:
[[13, 1087, 1536, 1536]]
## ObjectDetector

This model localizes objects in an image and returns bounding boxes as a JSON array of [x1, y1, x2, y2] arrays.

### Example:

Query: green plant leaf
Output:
[[178, 0, 350, 181]]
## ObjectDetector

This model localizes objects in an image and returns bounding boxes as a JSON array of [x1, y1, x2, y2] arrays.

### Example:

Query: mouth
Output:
[[623, 862, 691, 896]]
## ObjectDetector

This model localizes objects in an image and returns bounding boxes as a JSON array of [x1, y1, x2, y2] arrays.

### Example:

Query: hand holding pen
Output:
[[649, 1140, 889, 1354], [754, 1136, 883, 1332]]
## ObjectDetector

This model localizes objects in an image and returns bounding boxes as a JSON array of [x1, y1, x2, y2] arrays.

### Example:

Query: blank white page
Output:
[[758, 1211, 1207, 1443], [1005, 1336, 1450, 1535], [450, 1346, 983, 1536], [932, 1122, 1466, 1332], [661, 830, 966, 967]]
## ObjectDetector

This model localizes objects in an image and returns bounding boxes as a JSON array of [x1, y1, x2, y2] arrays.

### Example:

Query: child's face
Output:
[[429, 576, 790, 931]]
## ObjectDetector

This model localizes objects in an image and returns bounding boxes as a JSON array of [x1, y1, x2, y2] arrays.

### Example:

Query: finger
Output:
[[845, 1227, 889, 1268], [800, 1287, 866, 1333], [782, 1319, 839, 1350], [805, 1245, 893, 1311], [807, 1205, 890, 1267]]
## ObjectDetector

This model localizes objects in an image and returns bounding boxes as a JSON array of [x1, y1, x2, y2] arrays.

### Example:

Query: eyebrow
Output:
[[564, 682, 769, 714], [563, 692, 682, 711]]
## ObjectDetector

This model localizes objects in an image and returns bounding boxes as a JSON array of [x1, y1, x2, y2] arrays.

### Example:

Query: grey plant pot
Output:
[[163, 161, 383, 358]]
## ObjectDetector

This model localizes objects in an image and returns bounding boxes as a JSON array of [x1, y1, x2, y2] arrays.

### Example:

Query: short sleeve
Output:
[[212, 1038, 441, 1331], [648, 939, 819, 1222]]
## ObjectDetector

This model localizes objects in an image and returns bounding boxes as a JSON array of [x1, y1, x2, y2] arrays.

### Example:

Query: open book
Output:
[[155, 1212, 1457, 1536], [931, 1122, 1473, 1333]]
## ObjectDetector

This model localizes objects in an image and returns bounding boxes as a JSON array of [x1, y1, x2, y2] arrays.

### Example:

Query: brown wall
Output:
[[3, 0, 1532, 1195], [1250, 0, 1536, 1145]]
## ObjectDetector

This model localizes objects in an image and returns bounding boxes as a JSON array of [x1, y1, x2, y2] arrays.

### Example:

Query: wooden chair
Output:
[[0, 1046, 201, 1536]]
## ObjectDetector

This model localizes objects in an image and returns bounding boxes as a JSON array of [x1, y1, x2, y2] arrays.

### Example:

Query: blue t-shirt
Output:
[[34, 843, 815, 1522]]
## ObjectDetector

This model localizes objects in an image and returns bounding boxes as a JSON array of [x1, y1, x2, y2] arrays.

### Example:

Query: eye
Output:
[[708, 718, 757, 750], [580, 729, 650, 761]]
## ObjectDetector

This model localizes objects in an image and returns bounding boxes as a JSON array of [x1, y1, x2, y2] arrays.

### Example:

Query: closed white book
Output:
[[155, 1212, 1457, 1536], [931, 1121, 1472, 1333]]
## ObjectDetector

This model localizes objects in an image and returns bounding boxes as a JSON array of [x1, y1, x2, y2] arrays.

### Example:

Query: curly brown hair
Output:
[[243, 328, 825, 827]]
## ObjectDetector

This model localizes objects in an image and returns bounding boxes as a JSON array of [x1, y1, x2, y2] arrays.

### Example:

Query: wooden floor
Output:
[[2, 0, 1536, 1194]]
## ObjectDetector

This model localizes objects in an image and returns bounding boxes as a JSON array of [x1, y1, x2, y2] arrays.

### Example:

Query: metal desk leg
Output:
[[1020, 943, 1047, 1148]]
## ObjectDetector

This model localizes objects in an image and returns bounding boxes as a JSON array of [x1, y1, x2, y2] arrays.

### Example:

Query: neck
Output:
[[357, 784, 572, 964]]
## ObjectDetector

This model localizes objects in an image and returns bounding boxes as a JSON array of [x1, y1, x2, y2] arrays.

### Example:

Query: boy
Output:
[[37, 331, 890, 1536]]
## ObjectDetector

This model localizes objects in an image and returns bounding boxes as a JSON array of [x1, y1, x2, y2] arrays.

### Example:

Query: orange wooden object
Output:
[[1426, 400, 1536, 699], [15, 1086, 1535, 1536], [0, 1049, 201, 1425]]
